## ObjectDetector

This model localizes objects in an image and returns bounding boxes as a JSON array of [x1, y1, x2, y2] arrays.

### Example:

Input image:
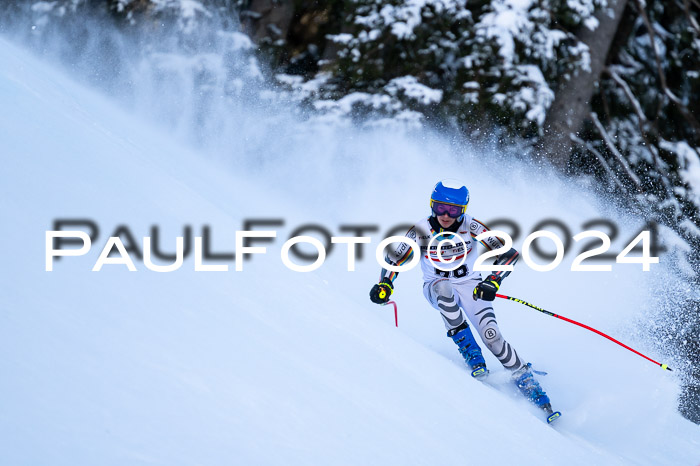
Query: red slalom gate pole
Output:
[[383, 300, 398, 327], [496, 294, 672, 371]]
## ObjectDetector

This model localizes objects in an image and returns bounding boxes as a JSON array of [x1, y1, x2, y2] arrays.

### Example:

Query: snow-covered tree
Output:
[[275, 0, 603, 137], [573, 0, 700, 423]]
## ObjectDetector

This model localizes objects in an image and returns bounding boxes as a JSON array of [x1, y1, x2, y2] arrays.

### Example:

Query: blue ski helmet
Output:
[[430, 180, 469, 221]]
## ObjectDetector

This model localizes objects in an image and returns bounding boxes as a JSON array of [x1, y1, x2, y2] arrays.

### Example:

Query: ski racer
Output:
[[369, 179, 558, 420]]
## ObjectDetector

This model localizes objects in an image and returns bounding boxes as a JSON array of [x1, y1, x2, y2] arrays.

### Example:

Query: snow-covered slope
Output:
[[0, 36, 698, 465]]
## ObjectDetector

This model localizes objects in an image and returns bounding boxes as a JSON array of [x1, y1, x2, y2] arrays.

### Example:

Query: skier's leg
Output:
[[454, 281, 525, 371], [454, 281, 553, 408], [423, 278, 487, 376], [511, 363, 552, 409]]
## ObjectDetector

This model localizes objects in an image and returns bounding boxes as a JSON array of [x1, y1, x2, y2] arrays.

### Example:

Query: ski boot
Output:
[[448, 323, 489, 378], [512, 363, 561, 424]]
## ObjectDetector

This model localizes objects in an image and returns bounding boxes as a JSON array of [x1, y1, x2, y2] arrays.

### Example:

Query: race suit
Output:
[[380, 213, 525, 371]]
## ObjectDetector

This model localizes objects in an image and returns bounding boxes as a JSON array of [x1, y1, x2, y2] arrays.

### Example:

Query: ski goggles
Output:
[[431, 201, 465, 218]]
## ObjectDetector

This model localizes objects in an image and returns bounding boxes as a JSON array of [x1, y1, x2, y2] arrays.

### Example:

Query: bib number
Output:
[[434, 264, 468, 278]]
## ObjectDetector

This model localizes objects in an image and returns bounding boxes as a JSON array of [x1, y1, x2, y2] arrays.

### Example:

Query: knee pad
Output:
[[431, 279, 453, 299]]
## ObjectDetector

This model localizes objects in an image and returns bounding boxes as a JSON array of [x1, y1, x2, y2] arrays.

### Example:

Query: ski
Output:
[[472, 367, 562, 424], [542, 403, 562, 424]]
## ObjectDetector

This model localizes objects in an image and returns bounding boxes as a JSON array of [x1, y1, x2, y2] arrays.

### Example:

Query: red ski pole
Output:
[[383, 300, 398, 327], [496, 294, 672, 371]]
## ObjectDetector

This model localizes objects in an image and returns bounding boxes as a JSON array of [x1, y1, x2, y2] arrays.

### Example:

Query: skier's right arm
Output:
[[369, 226, 417, 304]]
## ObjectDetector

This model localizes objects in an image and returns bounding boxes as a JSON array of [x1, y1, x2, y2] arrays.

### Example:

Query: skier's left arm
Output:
[[470, 218, 520, 301]]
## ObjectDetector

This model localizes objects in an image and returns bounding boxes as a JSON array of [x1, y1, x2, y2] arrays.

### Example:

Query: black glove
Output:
[[473, 275, 501, 301], [369, 281, 394, 304]]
